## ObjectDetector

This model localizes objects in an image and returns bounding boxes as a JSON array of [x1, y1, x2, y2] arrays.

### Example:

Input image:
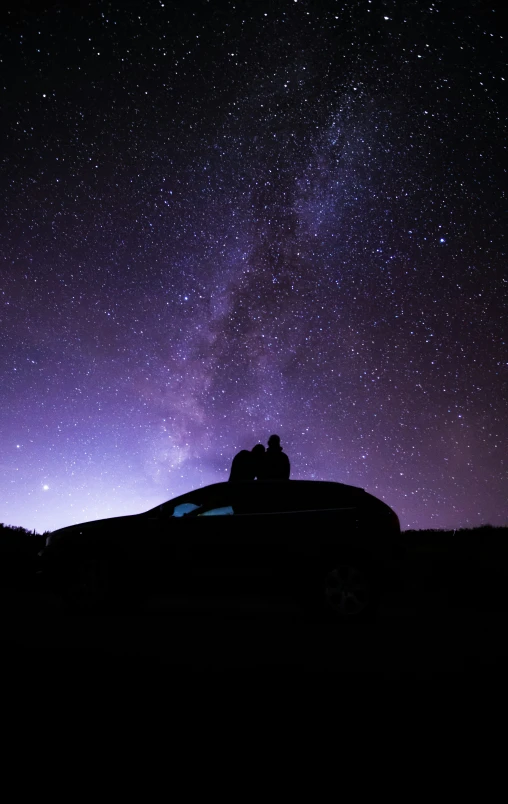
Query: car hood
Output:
[[45, 512, 143, 547]]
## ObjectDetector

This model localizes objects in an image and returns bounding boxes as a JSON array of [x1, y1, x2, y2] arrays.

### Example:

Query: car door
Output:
[[183, 494, 285, 597], [146, 487, 240, 596], [148, 493, 209, 595]]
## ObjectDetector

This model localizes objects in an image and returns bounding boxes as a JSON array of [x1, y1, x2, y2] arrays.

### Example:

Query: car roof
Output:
[[201, 479, 365, 495], [156, 479, 370, 515]]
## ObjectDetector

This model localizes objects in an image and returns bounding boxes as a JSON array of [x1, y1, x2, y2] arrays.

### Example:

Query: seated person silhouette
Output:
[[258, 434, 290, 480], [229, 444, 266, 481]]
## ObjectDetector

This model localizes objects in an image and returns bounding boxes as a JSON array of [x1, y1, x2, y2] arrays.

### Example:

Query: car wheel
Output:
[[302, 557, 378, 623]]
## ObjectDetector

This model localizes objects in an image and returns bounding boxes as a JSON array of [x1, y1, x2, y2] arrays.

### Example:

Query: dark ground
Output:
[[1, 533, 508, 677]]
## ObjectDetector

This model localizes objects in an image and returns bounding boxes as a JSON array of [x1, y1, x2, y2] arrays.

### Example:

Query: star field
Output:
[[1, 0, 506, 532]]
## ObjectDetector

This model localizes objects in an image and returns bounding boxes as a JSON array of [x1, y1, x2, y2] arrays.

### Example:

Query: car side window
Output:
[[172, 502, 201, 517], [198, 505, 234, 517]]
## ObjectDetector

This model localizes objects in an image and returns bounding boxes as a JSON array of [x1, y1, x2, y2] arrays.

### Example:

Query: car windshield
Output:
[[171, 502, 201, 517], [152, 498, 203, 518]]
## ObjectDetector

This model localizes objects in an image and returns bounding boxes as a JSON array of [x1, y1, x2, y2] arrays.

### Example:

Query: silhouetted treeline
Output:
[[403, 525, 508, 546], [1, 523, 41, 536], [1, 523, 45, 550], [0, 523, 46, 587], [402, 526, 508, 571], [404, 525, 507, 536]]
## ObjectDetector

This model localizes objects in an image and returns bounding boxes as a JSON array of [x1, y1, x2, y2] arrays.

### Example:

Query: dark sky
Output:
[[1, 0, 506, 533]]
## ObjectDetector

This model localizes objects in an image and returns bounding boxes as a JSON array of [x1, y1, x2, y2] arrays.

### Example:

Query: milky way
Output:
[[1, 0, 506, 532]]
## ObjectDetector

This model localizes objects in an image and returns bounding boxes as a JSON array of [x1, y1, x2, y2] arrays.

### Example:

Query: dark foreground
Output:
[[1, 547, 508, 677]]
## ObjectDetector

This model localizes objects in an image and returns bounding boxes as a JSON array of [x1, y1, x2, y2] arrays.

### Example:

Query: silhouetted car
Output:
[[37, 480, 403, 621]]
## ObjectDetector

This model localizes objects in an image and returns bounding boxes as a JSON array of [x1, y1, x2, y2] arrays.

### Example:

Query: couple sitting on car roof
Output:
[[229, 434, 290, 482]]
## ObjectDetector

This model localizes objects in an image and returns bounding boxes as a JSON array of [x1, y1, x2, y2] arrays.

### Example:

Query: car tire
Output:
[[299, 554, 379, 623]]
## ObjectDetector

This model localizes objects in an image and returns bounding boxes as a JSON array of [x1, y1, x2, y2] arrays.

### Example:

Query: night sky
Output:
[[1, 0, 506, 534]]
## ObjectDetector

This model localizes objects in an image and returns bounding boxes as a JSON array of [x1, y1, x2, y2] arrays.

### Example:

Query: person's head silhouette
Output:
[[262, 434, 290, 480], [251, 444, 266, 458], [267, 434, 282, 451]]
